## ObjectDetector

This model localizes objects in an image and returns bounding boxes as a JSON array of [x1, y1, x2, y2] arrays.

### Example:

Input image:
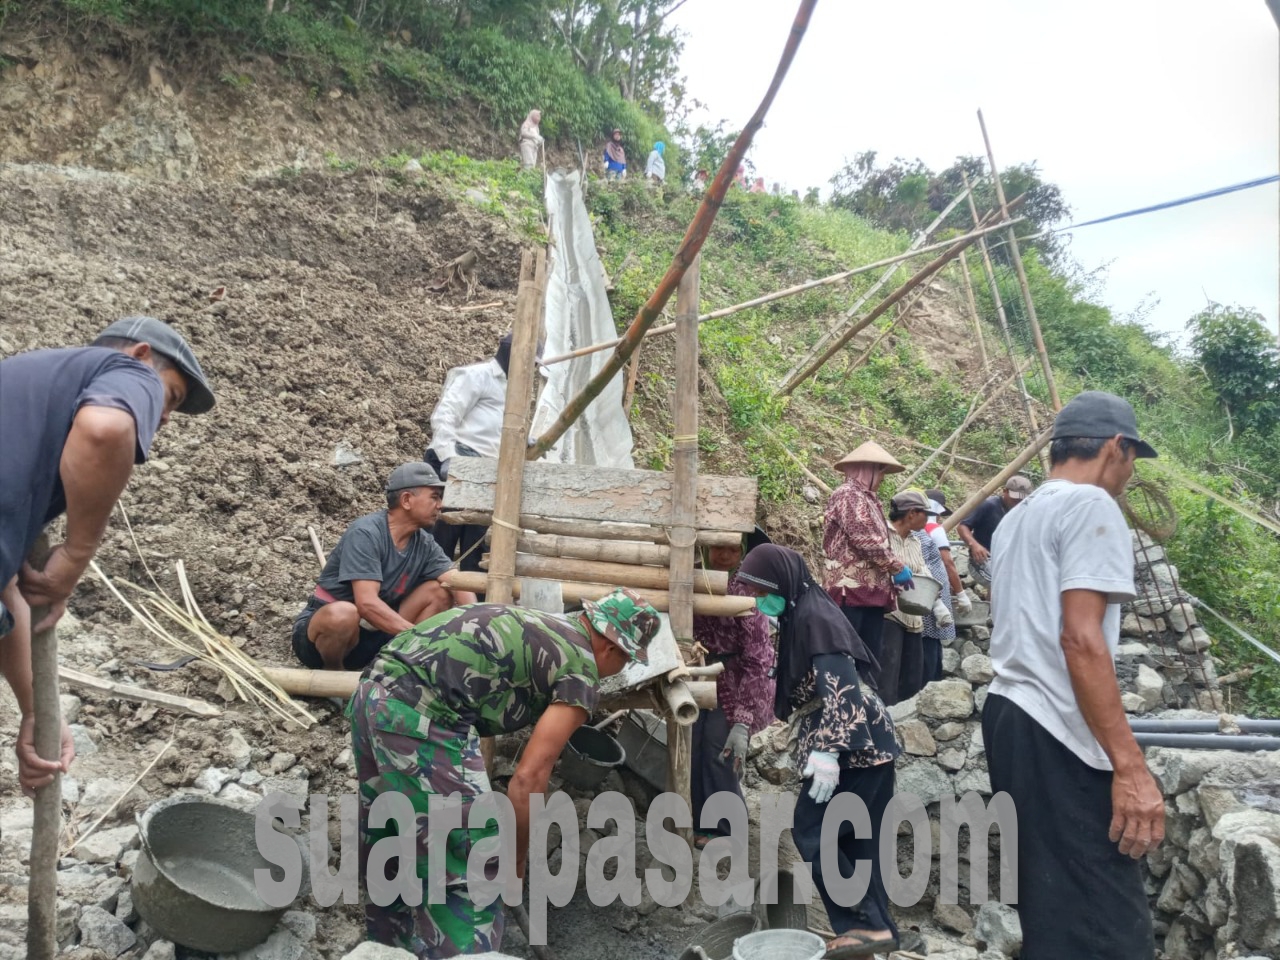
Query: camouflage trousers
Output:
[[350, 678, 505, 959]]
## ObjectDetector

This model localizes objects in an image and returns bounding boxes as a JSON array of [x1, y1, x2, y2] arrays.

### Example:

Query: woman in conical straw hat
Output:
[[821, 440, 910, 693]]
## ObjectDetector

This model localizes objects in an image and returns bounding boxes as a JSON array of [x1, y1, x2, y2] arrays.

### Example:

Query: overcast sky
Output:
[[670, 0, 1279, 346]]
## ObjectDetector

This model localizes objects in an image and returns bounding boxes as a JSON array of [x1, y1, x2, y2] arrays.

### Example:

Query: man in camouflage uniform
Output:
[[350, 588, 660, 958]]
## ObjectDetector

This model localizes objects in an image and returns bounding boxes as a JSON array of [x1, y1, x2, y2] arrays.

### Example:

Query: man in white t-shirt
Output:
[[983, 390, 1163, 960]]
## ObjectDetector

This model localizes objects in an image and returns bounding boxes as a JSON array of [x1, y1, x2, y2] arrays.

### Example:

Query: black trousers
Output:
[[691, 706, 744, 836], [921, 636, 942, 684], [432, 518, 486, 575], [982, 694, 1155, 960], [839, 605, 885, 691], [878, 620, 923, 707], [792, 761, 898, 938]]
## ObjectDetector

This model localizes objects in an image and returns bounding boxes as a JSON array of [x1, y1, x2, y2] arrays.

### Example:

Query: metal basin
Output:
[[897, 572, 942, 616], [132, 795, 288, 953], [616, 710, 669, 791], [679, 911, 762, 960], [558, 725, 625, 792]]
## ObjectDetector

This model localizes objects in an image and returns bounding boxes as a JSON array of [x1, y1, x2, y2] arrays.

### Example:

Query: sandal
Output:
[[824, 931, 899, 958]]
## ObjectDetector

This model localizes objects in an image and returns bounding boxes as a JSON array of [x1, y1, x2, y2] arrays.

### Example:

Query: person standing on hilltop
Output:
[[603, 128, 627, 180], [644, 140, 666, 183], [0, 316, 214, 799], [518, 109, 543, 170], [984, 391, 1163, 960]]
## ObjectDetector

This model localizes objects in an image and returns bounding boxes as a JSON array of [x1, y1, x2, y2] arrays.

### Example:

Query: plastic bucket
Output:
[[679, 912, 762, 960], [897, 572, 942, 615], [731, 929, 825, 960], [557, 725, 625, 791]]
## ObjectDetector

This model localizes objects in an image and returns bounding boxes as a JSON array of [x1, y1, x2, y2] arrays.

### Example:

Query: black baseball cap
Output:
[[1052, 390, 1157, 458], [96, 316, 215, 415], [386, 462, 446, 493]]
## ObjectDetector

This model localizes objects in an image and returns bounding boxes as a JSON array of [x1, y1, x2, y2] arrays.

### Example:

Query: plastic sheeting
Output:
[[531, 169, 635, 469]]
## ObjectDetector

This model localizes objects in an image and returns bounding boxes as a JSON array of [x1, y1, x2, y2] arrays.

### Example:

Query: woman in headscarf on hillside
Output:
[[689, 528, 775, 849], [518, 109, 544, 170], [737, 543, 901, 959], [644, 141, 666, 183], [603, 128, 627, 179], [823, 441, 910, 691]]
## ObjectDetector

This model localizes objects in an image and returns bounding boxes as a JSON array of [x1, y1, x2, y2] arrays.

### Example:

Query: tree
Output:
[[1188, 303, 1280, 440], [545, 0, 685, 102]]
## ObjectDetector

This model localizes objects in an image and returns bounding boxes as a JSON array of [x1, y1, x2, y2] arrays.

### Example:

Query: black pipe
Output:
[[1129, 718, 1280, 734], [1135, 733, 1280, 751]]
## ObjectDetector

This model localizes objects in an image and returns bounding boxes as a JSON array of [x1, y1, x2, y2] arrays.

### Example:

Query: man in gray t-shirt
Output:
[[983, 391, 1164, 960], [292, 463, 476, 670]]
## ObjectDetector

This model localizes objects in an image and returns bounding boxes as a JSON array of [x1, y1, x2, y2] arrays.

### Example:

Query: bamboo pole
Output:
[[942, 425, 1054, 533], [487, 248, 547, 605], [759, 425, 832, 498], [27, 536, 59, 960], [845, 288, 926, 375], [444, 572, 754, 616], [483, 553, 728, 595], [538, 217, 1027, 369], [59, 666, 222, 718], [442, 511, 742, 548], [776, 203, 1019, 397], [956, 251, 989, 371], [977, 109, 1062, 411], [491, 531, 672, 567], [894, 359, 1034, 490], [527, 0, 820, 460], [599, 682, 716, 714]]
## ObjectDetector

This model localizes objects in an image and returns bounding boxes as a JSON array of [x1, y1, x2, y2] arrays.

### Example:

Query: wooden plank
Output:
[[444, 458, 757, 533], [445, 511, 743, 548], [445, 572, 753, 616], [59, 667, 222, 718], [486, 554, 727, 595]]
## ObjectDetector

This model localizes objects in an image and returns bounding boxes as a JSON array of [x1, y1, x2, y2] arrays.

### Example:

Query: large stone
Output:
[[1167, 604, 1196, 632], [195, 766, 238, 794], [941, 647, 961, 675], [917, 680, 974, 721], [1199, 783, 1247, 829], [1149, 748, 1248, 794], [1120, 692, 1147, 713], [934, 722, 964, 741], [1121, 612, 1163, 637], [1178, 628, 1211, 654], [78, 904, 136, 957], [934, 900, 974, 934], [1227, 834, 1280, 952], [938, 748, 966, 772], [60, 694, 83, 723], [142, 942, 177, 960], [79, 778, 140, 817], [1116, 642, 1150, 657], [897, 759, 954, 805], [973, 901, 1022, 956], [1134, 664, 1164, 710], [960, 655, 994, 685], [898, 720, 937, 757], [69, 723, 98, 757], [953, 767, 992, 797], [225, 729, 254, 770], [73, 824, 139, 864], [888, 695, 919, 723]]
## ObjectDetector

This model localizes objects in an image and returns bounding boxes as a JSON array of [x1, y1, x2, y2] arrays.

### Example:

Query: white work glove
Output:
[[932, 599, 954, 628], [801, 750, 840, 804], [953, 589, 973, 614]]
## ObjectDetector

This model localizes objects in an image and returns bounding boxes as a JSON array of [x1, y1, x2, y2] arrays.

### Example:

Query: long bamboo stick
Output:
[[59, 666, 222, 718], [444, 572, 753, 616], [492, 531, 672, 566], [526, 0, 821, 460], [483, 554, 728, 595], [27, 536, 59, 960], [977, 109, 1061, 411], [956, 251, 989, 371], [487, 249, 546, 605], [942, 425, 1054, 532], [537, 217, 1027, 369], [442, 511, 743, 548], [776, 203, 1018, 397]]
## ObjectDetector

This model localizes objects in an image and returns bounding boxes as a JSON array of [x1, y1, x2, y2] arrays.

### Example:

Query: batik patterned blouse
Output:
[[692, 578, 776, 734], [823, 480, 899, 610], [786, 652, 899, 770]]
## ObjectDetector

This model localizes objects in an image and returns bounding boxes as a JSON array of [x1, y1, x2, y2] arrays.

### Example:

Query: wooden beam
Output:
[[444, 572, 754, 616], [443, 511, 742, 548], [483, 554, 728, 594], [27, 536, 59, 960], [486, 248, 547, 605], [444, 458, 757, 532], [59, 667, 222, 718]]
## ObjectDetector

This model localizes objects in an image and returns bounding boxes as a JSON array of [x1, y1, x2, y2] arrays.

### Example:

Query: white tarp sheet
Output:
[[532, 169, 635, 469]]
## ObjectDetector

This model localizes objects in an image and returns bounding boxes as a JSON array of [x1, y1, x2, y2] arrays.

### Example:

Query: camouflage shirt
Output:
[[366, 604, 600, 736]]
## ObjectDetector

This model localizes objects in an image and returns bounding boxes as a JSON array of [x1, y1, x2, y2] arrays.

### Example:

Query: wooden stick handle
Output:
[[27, 535, 60, 960]]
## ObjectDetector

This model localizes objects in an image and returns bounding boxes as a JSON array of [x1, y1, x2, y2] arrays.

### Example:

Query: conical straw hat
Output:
[[835, 440, 904, 473]]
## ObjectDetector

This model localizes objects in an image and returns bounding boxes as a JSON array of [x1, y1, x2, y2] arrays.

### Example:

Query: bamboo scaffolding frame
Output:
[[977, 109, 1062, 411], [956, 251, 989, 370], [441, 511, 744, 548], [942, 425, 1054, 532], [526, 0, 820, 459]]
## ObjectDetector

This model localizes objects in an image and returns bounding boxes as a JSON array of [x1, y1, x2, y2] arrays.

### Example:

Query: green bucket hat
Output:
[[582, 588, 661, 665]]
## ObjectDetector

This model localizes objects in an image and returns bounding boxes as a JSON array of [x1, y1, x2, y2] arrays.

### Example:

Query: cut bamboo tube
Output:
[[942, 424, 1054, 533], [978, 109, 1061, 411], [489, 530, 672, 567], [487, 248, 547, 606], [482, 554, 728, 595], [600, 682, 716, 713], [59, 666, 222, 718], [662, 679, 700, 726], [442, 511, 742, 548], [445, 572, 753, 616], [27, 536, 59, 960]]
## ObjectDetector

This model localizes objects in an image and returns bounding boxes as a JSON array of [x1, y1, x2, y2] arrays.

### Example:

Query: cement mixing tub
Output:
[[558, 725, 625, 791], [133, 795, 288, 953], [616, 709, 669, 791], [896, 572, 941, 616], [732, 929, 825, 960], [678, 911, 762, 960]]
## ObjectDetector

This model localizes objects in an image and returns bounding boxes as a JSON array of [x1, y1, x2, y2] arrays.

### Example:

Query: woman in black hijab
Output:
[[737, 544, 901, 958]]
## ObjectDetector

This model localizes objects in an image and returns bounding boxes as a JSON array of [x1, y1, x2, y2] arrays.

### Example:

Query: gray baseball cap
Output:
[[1053, 390, 1158, 459], [386, 461, 446, 493], [96, 316, 215, 415]]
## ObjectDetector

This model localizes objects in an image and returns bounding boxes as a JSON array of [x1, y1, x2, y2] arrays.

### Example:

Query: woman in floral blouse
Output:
[[690, 532, 777, 848], [737, 544, 901, 958], [823, 441, 909, 692]]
